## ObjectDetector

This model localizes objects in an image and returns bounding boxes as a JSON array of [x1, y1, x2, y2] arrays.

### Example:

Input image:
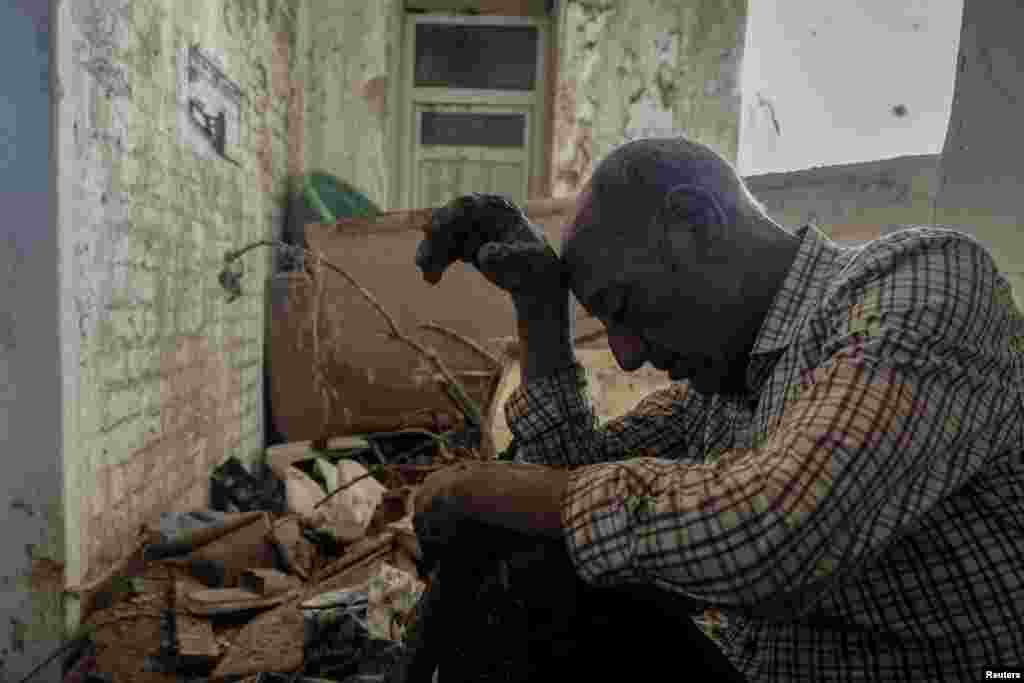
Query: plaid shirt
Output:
[[506, 224, 1024, 681]]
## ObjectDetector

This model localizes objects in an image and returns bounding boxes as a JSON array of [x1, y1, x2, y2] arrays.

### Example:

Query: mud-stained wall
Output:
[[55, 0, 304, 617], [1, 1, 65, 679], [552, 0, 748, 196]]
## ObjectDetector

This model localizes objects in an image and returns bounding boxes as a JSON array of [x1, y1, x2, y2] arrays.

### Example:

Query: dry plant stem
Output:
[[223, 240, 484, 428], [418, 322, 501, 370], [309, 249, 332, 432], [313, 468, 382, 510], [314, 459, 451, 510]]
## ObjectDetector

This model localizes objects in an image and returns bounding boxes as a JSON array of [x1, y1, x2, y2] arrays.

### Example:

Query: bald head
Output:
[[565, 138, 764, 250], [555, 137, 796, 397]]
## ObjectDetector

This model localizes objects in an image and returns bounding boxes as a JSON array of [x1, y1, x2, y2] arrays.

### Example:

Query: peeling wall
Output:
[[552, 0, 748, 196], [1, 0, 65, 680], [298, 0, 403, 208], [293, 1, 747, 207], [55, 0, 304, 616]]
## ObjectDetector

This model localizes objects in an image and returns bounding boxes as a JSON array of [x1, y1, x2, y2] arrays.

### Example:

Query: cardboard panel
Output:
[[268, 199, 604, 443]]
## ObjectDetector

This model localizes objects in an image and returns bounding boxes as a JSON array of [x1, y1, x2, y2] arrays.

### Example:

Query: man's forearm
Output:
[[515, 294, 577, 384]]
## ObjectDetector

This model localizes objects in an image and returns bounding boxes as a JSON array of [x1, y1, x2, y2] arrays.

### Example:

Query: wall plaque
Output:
[[177, 44, 243, 165]]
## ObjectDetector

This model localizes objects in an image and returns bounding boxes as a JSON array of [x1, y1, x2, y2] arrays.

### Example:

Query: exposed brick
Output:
[[73, 0, 304, 580], [110, 466, 127, 507], [185, 484, 208, 509], [90, 467, 110, 520], [125, 455, 146, 495], [164, 466, 185, 500], [178, 363, 209, 396], [160, 398, 192, 437], [139, 414, 163, 449]]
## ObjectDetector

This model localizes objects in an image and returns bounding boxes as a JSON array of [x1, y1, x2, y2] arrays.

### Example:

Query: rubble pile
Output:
[[64, 439, 456, 683]]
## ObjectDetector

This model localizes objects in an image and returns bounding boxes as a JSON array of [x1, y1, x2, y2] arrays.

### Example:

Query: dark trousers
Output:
[[404, 520, 748, 683]]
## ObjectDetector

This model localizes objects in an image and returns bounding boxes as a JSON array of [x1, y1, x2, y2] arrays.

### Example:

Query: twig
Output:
[[312, 438, 459, 510], [418, 322, 501, 370], [307, 249, 334, 433], [313, 467, 383, 509], [315, 428, 449, 450]]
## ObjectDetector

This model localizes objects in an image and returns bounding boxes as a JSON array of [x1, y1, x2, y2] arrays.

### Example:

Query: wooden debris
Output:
[[148, 511, 267, 554], [175, 611, 221, 670], [212, 545, 393, 679], [268, 516, 316, 580], [314, 531, 395, 584], [83, 567, 204, 683], [188, 512, 277, 586], [183, 587, 297, 617], [240, 568, 303, 596]]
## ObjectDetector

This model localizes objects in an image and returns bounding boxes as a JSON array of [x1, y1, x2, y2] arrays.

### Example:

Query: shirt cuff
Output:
[[504, 363, 592, 443]]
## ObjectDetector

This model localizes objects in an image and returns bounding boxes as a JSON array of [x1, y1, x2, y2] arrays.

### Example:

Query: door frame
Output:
[[393, 13, 550, 209]]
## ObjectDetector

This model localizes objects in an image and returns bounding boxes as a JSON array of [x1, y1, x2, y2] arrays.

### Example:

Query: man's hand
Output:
[[412, 462, 571, 563], [415, 193, 563, 304], [415, 193, 577, 381]]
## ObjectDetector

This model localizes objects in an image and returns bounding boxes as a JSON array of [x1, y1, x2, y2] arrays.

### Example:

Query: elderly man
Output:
[[411, 137, 1024, 681]]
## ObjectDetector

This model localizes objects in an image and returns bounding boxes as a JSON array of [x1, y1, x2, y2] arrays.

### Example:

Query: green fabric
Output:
[[300, 171, 381, 223]]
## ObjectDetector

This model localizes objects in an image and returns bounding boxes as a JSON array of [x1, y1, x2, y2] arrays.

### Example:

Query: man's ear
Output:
[[660, 184, 729, 262]]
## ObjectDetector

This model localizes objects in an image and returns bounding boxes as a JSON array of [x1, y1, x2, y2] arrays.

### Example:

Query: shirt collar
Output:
[[749, 224, 843, 357]]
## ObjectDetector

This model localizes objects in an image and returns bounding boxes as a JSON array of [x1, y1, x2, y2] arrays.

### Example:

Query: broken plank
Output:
[[176, 611, 221, 671]]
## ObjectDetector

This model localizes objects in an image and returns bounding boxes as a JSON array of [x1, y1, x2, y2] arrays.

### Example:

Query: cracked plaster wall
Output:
[[552, 0, 747, 196], [54, 0, 304, 633]]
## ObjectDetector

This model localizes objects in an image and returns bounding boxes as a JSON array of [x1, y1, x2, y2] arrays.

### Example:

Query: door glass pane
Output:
[[414, 24, 538, 91], [420, 112, 526, 148]]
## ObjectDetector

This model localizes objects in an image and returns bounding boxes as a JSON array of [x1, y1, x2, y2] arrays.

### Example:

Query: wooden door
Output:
[[398, 14, 548, 209], [413, 103, 532, 207]]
